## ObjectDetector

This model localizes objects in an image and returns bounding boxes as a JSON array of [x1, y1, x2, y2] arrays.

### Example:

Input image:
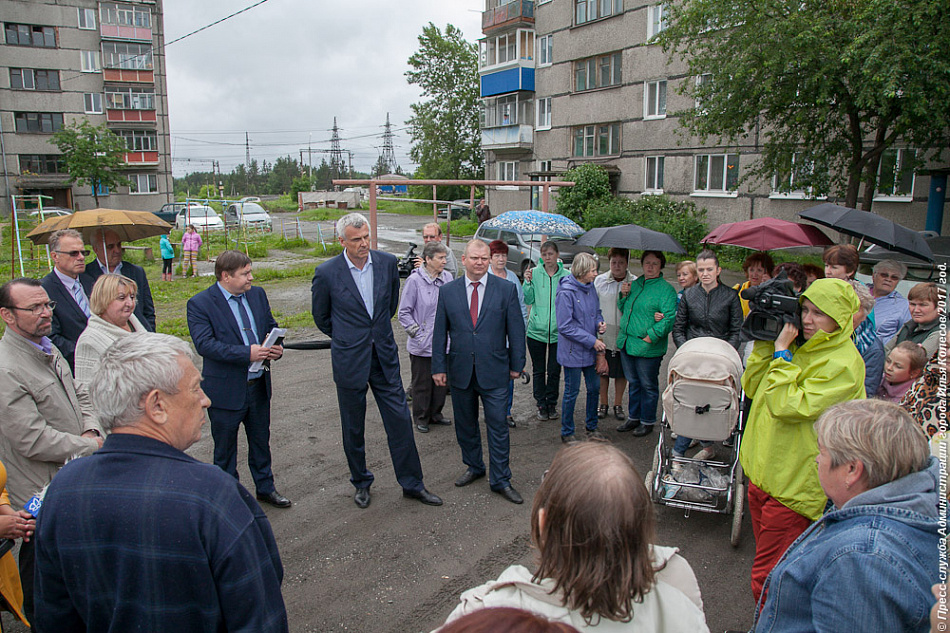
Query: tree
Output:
[[406, 23, 483, 202], [553, 164, 612, 222], [51, 120, 131, 207], [658, 0, 950, 211]]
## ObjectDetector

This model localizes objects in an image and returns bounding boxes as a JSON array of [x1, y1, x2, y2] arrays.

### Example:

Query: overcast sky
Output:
[[163, 0, 482, 177]]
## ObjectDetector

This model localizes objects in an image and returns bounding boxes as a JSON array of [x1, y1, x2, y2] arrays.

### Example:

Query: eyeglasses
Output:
[[874, 272, 901, 281], [54, 249, 90, 258], [6, 301, 56, 316]]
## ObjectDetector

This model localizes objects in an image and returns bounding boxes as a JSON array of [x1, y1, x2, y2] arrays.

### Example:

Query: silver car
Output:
[[225, 202, 272, 231], [474, 224, 598, 279]]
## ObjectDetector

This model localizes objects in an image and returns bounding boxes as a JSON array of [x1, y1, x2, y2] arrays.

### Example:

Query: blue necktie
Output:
[[72, 280, 90, 318], [231, 295, 255, 345]]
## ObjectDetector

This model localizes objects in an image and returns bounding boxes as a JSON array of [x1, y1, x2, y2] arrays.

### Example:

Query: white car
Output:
[[175, 205, 224, 232], [225, 202, 272, 231], [28, 206, 72, 218]]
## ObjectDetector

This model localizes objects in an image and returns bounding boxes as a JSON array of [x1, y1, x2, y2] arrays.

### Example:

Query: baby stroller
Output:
[[644, 337, 746, 546]]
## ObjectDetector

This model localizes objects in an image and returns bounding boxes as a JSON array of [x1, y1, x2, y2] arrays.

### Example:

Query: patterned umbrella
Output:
[[482, 210, 584, 239]]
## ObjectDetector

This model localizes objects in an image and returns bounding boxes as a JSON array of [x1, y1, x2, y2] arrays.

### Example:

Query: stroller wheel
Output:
[[730, 462, 745, 547]]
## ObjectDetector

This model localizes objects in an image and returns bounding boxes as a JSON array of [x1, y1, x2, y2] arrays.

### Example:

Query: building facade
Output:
[[479, 0, 945, 232], [1, 0, 172, 214]]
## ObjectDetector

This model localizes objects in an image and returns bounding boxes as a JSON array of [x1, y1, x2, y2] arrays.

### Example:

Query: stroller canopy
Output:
[[667, 337, 743, 388]]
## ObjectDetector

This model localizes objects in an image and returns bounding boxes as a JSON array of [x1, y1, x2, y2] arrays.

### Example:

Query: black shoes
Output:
[[354, 487, 371, 509], [494, 485, 524, 504], [598, 404, 608, 419], [403, 488, 443, 506], [561, 434, 578, 444], [416, 423, 429, 433], [617, 418, 640, 432], [537, 406, 547, 420], [257, 491, 292, 508], [613, 405, 624, 420], [455, 469, 486, 487], [430, 417, 451, 426], [586, 429, 606, 441], [546, 406, 558, 420], [631, 423, 654, 437], [506, 415, 516, 428]]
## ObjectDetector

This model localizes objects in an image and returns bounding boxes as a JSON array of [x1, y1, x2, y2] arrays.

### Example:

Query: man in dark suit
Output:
[[432, 239, 527, 504], [186, 250, 291, 508], [84, 228, 155, 331], [40, 229, 92, 371], [311, 212, 442, 509]]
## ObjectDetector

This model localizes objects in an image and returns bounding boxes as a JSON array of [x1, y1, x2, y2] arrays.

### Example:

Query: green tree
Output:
[[658, 0, 950, 210], [51, 120, 130, 207], [406, 23, 483, 202], [267, 155, 302, 195], [553, 164, 612, 222]]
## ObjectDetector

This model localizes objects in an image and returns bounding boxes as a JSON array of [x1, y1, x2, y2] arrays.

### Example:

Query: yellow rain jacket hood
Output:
[[739, 278, 866, 520]]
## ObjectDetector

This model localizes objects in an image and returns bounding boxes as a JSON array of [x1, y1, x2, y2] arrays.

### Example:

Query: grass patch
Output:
[[310, 242, 343, 258], [157, 316, 191, 338], [272, 310, 315, 329], [265, 195, 299, 213], [375, 199, 433, 215], [440, 219, 479, 238], [252, 264, 317, 282]]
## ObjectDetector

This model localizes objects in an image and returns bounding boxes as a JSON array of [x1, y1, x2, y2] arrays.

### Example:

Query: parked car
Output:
[[474, 223, 598, 279], [239, 196, 262, 204], [155, 202, 199, 224], [174, 205, 224, 232], [28, 206, 72, 218], [438, 199, 472, 220], [225, 202, 272, 231]]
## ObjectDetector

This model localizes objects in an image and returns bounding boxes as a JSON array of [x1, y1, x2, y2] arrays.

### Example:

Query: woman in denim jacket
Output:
[[754, 399, 940, 633]]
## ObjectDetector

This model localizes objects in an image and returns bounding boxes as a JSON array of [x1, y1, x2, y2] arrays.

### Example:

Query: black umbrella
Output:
[[575, 224, 686, 254], [799, 203, 933, 262]]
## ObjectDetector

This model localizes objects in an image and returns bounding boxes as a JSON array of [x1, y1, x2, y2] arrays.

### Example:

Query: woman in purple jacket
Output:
[[556, 253, 607, 443], [398, 241, 453, 433]]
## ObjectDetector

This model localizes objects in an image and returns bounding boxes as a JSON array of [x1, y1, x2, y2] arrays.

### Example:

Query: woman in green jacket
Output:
[[616, 251, 677, 436], [739, 277, 865, 603], [523, 241, 570, 421]]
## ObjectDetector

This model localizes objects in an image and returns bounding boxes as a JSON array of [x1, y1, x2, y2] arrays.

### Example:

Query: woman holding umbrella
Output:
[[616, 251, 677, 436]]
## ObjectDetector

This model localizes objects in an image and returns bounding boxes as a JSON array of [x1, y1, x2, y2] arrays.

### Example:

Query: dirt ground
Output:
[[5, 214, 758, 632]]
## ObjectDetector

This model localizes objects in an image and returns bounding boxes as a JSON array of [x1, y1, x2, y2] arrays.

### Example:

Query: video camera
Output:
[[740, 270, 801, 342]]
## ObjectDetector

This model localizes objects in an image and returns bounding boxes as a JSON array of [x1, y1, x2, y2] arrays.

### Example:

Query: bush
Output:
[[579, 194, 709, 257], [554, 164, 611, 222]]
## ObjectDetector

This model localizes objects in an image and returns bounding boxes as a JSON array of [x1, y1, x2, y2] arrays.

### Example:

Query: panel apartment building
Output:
[[0, 0, 171, 214], [478, 0, 943, 231]]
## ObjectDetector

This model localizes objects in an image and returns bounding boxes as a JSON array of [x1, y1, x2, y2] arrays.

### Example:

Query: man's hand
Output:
[[509, 371, 520, 380], [524, 268, 532, 282], [266, 344, 283, 360], [775, 322, 799, 352], [82, 429, 103, 448], [0, 514, 35, 541], [433, 373, 447, 387], [249, 344, 270, 362]]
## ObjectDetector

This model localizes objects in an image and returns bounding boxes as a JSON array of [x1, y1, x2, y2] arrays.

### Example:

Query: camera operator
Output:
[[738, 277, 866, 603]]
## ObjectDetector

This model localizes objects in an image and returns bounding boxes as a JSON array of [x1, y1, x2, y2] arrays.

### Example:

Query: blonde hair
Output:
[[848, 280, 875, 314], [815, 399, 930, 489], [675, 260, 698, 279], [571, 252, 598, 279], [89, 273, 137, 316]]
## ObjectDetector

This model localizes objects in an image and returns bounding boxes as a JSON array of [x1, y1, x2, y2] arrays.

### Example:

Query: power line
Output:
[[165, 0, 275, 47]]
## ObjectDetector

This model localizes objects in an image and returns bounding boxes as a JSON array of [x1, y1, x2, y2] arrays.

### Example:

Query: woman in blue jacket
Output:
[[555, 253, 606, 443], [753, 399, 940, 632]]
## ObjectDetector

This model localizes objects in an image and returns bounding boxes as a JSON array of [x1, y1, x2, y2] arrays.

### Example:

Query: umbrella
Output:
[[482, 210, 584, 239], [27, 208, 172, 245], [701, 218, 834, 250], [799, 203, 933, 262], [575, 224, 686, 254]]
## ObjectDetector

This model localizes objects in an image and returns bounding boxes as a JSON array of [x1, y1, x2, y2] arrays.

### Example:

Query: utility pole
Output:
[[329, 118, 344, 190], [381, 112, 397, 174]]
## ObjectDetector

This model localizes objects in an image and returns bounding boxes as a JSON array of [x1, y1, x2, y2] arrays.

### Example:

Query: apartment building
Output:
[[0, 0, 172, 213], [479, 0, 943, 231]]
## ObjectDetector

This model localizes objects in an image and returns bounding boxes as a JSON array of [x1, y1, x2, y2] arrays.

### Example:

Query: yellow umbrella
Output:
[[26, 208, 172, 245]]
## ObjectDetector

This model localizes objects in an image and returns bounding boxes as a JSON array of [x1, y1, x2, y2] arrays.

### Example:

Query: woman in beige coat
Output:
[[74, 274, 145, 389]]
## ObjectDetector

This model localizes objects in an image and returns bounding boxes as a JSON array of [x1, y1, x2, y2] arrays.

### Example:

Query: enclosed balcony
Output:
[[480, 93, 534, 150], [482, 124, 533, 151], [483, 0, 534, 34]]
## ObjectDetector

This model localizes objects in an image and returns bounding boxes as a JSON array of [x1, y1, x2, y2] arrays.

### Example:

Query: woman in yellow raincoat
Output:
[[0, 459, 34, 625], [739, 278, 865, 604]]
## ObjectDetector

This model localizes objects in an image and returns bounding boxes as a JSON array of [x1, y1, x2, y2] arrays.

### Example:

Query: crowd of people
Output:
[[0, 212, 945, 631]]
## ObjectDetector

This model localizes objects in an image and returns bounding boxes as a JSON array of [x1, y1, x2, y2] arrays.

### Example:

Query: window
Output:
[[537, 98, 552, 130], [78, 8, 96, 29], [876, 148, 916, 199], [498, 161, 518, 181], [648, 4, 668, 38], [14, 112, 64, 134], [4, 24, 56, 48], [19, 154, 64, 174], [102, 42, 153, 70], [695, 73, 713, 111], [92, 183, 110, 197], [772, 153, 818, 198], [576, 0, 623, 25], [573, 123, 621, 157], [484, 95, 531, 127], [694, 154, 740, 193], [480, 29, 535, 68], [520, 30, 534, 60], [574, 52, 622, 91], [644, 80, 667, 119], [105, 88, 155, 110], [645, 156, 665, 191], [538, 35, 553, 66], [117, 130, 158, 151], [100, 2, 151, 28], [81, 51, 101, 73], [8, 69, 57, 91], [129, 173, 158, 194], [84, 93, 103, 114]]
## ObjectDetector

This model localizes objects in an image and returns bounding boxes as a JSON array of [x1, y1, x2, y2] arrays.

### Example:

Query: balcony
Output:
[[483, 0, 534, 34], [103, 68, 154, 83], [100, 24, 151, 41], [124, 151, 159, 166], [482, 124, 533, 150], [107, 109, 157, 123], [481, 67, 534, 97]]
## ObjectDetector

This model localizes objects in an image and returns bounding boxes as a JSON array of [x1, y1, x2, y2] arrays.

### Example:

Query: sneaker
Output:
[[597, 404, 608, 419], [546, 405, 558, 420], [586, 429, 606, 441], [693, 445, 717, 461], [561, 434, 578, 444], [613, 405, 624, 420], [537, 406, 547, 420]]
